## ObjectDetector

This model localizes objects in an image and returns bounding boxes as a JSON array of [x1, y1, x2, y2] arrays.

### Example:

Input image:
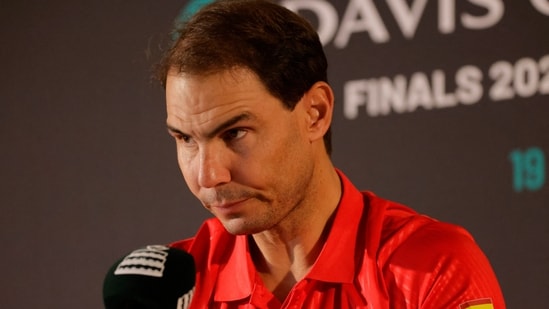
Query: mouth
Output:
[[209, 198, 250, 216]]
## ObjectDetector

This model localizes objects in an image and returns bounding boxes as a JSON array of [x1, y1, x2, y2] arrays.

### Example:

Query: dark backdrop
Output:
[[1, 1, 547, 308]]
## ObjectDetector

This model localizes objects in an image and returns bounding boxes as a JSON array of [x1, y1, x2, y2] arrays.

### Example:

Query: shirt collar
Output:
[[213, 169, 365, 301], [305, 169, 364, 283], [214, 234, 254, 301]]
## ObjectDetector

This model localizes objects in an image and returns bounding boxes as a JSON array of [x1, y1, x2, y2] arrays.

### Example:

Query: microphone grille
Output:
[[103, 245, 195, 309]]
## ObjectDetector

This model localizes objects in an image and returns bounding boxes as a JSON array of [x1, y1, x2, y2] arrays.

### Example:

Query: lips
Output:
[[209, 198, 250, 215], [200, 187, 267, 215]]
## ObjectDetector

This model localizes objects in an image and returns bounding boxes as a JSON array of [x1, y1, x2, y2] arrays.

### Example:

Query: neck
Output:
[[250, 164, 341, 301]]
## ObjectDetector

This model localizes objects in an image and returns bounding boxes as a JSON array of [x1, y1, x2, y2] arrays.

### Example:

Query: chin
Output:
[[221, 218, 265, 235]]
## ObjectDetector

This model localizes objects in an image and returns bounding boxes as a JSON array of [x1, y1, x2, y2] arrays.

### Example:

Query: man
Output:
[[157, 0, 505, 308]]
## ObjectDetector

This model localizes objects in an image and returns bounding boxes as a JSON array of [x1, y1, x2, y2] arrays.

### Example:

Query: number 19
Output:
[[509, 147, 546, 192]]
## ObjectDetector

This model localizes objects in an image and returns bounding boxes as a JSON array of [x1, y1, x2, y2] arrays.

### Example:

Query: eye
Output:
[[223, 128, 247, 142], [168, 130, 194, 144], [178, 133, 194, 144]]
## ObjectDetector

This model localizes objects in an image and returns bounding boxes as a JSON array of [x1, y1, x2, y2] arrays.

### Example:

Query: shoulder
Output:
[[380, 218, 477, 270], [361, 191, 474, 258], [363, 194, 505, 307], [364, 192, 483, 271]]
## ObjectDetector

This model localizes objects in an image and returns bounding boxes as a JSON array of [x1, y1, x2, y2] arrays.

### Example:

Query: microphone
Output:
[[103, 245, 195, 309]]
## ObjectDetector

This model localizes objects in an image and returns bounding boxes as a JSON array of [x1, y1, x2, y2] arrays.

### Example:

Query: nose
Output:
[[197, 144, 231, 188]]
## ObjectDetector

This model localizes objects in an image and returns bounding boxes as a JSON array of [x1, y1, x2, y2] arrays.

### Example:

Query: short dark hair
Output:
[[156, 0, 331, 154]]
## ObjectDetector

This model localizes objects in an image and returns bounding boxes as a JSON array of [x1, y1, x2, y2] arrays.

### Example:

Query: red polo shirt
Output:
[[171, 171, 505, 308]]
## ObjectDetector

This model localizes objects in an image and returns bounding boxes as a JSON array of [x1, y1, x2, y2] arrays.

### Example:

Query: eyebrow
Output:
[[167, 112, 253, 139]]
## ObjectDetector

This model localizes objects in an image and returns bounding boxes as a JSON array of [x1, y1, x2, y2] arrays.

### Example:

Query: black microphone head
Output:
[[103, 245, 195, 309]]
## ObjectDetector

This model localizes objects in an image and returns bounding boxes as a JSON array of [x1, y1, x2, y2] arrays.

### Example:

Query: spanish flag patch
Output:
[[459, 298, 494, 309]]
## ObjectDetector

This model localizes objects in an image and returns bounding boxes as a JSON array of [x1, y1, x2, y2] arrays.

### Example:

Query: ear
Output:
[[302, 81, 334, 143]]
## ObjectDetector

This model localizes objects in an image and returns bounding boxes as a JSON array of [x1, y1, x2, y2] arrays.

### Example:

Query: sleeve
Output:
[[381, 221, 506, 308]]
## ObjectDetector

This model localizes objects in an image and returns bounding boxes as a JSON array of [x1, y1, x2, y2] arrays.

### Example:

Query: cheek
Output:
[[176, 147, 199, 192], [260, 124, 309, 180]]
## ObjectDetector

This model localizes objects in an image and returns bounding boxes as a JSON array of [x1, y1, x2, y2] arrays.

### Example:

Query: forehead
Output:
[[165, 68, 280, 131]]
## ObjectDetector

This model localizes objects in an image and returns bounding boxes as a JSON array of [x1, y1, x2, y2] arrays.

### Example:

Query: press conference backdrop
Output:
[[0, 0, 547, 308]]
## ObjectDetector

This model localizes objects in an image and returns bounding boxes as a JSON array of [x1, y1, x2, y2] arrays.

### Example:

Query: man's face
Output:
[[165, 68, 316, 235]]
